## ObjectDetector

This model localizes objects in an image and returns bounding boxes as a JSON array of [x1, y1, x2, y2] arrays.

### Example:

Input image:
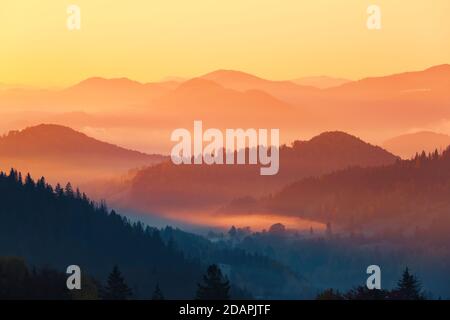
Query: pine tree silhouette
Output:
[[393, 267, 424, 300], [152, 284, 164, 300], [101, 265, 133, 300], [196, 264, 230, 300]]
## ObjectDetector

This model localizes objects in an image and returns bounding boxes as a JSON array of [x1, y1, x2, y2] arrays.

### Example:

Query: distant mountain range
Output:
[[291, 76, 351, 89], [0, 124, 166, 185], [1, 64, 449, 150], [200, 69, 319, 104], [327, 64, 450, 98], [383, 131, 450, 159], [154, 77, 293, 128]]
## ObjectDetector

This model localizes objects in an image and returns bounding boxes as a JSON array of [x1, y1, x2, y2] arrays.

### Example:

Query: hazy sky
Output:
[[1, 0, 449, 87]]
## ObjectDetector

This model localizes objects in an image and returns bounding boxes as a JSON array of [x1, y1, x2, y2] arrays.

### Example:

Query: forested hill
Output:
[[264, 148, 450, 236], [0, 169, 309, 299], [0, 169, 201, 298]]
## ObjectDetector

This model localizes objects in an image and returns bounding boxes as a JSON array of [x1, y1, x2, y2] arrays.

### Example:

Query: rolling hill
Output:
[[231, 147, 450, 236], [114, 131, 397, 215], [200, 69, 319, 104], [0, 124, 166, 185]]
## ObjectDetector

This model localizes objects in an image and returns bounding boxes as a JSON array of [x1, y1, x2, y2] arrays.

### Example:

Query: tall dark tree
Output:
[[101, 265, 133, 300], [152, 283, 164, 300], [196, 264, 230, 300], [65, 182, 74, 197], [393, 267, 424, 300]]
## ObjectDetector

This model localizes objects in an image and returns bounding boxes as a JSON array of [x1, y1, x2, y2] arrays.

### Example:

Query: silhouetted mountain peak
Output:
[[0, 124, 160, 159], [72, 77, 142, 89], [424, 64, 450, 73], [202, 69, 265, 82]]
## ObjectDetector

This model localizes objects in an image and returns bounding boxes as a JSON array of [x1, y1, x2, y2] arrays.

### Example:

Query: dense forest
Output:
[[225, 147, 450, 238], [0, 168, 203, 298], [0, 168, 309, 299], [0, 167, 446, 299]]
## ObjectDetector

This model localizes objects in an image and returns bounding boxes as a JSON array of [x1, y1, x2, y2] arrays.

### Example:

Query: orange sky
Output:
[[1, 0, 450, 87]]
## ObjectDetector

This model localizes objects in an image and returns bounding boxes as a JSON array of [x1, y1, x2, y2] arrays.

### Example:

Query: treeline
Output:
[[160, 226, 311, 299], [0, 168, 289, 299], [0, 256, 232, 300], [265, 147, 450, 235], [0, 169, 202, 298], [317, 267, 427, 300]]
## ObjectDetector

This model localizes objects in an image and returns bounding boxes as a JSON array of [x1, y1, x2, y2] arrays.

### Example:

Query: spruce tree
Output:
[[196, 264, 230, 300], [152, 284, 164, 300], [394, 267, 424, 300], [101, 265, 133, 300]]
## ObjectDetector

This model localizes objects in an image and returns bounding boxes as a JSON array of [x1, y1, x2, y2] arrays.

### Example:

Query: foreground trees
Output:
[[316, 267, 426, 300], [196, 264, 230, 300], [101, 265, 133, 300]]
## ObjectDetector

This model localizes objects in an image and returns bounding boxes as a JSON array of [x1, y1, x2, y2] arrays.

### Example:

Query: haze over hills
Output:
[[0, 124, 166, 185], [302, 64, 450, 137], [154, 77, 294, 128], [383, 131, 450, 159], [225, 147, 450, 236], [291, 76, 351, 89], [0, 64, 449, 153], [200, 69, 319, 104], [112, 131, 397, 223], [62, 77, 180, 108], [327, 64, 450, 98], [0, 77, 179, 113]]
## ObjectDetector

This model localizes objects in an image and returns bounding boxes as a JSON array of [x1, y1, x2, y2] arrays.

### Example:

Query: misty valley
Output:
[[1, 65, 450, 300]]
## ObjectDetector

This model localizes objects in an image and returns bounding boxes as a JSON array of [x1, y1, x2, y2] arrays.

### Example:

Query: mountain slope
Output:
[[63, 77, 179, 104], [0, 124, 166, 184], [291, 76, 351, 89], [383, 131, 450, 159], [0, 169, 310, 299], [0, 169, 202, 298], [328, 64, 450, 98], [116, 132, 397, 215], [153, 77, 293, 127], [200, 69, 319, 104], [255, 148, 450, 234]]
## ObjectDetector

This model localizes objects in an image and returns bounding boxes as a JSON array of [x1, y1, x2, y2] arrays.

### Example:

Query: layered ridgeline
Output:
[[2, 65, 449, 151], [383, 131, 450, 159], [0, 124, 167, 185], [118, 131, 397, 213], [225, 147, 450, 238], [0, 169, 309, 299]]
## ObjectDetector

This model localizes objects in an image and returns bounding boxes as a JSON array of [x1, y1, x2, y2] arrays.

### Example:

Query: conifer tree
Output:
[[196, 264, 230, 300], [152, 284, 164, 300], [101, 265, 133, 300], [394, 267, 424, 300]]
